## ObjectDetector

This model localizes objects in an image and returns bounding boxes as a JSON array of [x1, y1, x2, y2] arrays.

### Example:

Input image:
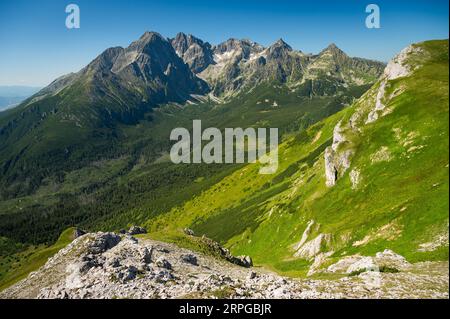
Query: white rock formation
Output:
[[366, 81, 387, 123], [294, 233, 331, 260], [366, 45, 417, 124], [324, 147, 338, 187], [324, 121, 354, 187], [370, 146, 392, 163], [375, 249, 411, 270], [325, 44, 421, 187], [293, 220, 315, 251], [327, 249, 411, 275], [349, 169, 361, 189], [418, 230, 449, 252], [384, 46, 415, 81], [327, 255, 363, 273], [347, 257, 378, 274]]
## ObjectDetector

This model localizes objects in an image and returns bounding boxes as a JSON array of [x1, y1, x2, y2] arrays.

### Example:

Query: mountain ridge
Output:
[[0, 31, 384, 200], [20, 31, 385, 105]]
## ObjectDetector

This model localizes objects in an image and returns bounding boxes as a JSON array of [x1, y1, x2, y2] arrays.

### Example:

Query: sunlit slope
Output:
[[0, 227, 76, 290], [145, 40, 449, 276]]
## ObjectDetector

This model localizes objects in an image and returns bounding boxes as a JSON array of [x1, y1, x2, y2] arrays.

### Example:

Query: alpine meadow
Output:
[[0, 1, 448, 300]]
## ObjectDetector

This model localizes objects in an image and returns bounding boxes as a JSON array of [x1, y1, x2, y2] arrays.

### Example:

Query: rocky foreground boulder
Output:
[[0, 232, 447, 299], [127, 226, 147, 236]]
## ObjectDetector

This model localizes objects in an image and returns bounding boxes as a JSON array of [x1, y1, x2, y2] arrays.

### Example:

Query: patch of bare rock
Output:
[[0, 231, 447, 299]]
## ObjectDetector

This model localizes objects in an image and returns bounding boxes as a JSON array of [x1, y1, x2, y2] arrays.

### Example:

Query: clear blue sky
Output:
[[0, 0, 448, 86]]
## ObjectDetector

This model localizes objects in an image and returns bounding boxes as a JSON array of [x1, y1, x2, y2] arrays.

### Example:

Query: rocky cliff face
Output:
[[324, 121, 354, 187], [324, 44, 422, 187], [87, 32, 209, 102], [171, 32, 215, 73], [365, 45, 417, 123]]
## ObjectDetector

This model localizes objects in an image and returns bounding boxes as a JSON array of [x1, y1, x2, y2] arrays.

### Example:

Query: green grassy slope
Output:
[[0, 227, 76, 290], [0, 79, 369, 290], [144, 40, 449, 277], [0, 40, 446, 290], [0, 80, 367, 244]]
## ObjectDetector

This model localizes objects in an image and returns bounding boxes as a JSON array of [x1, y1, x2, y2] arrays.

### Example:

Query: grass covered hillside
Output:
[[0, 65, 370, 288], [0, 39, 447, 292], [144, 40, 449, 277], [0, 227, 76, 291]]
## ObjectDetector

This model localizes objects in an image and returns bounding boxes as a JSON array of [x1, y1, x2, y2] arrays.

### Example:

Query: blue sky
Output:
[[0, 0, 448, 86]]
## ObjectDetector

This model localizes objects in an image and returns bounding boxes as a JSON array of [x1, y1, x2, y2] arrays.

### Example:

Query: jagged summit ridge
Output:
[[170, 32, 214, 73], [187, 35, 385, 97], [29, 31, 384, 104]]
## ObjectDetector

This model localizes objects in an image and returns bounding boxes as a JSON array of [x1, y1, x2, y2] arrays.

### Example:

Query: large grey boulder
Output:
[[88, 233, 121, 254], [73, 228, 86, 239], [181, 254, 198, 266], [233, 255, 253, 268], [127, 226, 147, 235], [183, 228, 195, 236], [156, 257, 172, 270]]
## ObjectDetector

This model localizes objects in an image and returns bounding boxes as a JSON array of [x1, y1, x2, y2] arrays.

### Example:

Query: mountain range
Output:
[[0, 32, 447, 298], [0, 32, 384, 199]]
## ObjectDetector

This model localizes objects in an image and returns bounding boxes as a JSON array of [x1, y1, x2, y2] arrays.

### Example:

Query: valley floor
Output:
[[0, 231, 448, 299]]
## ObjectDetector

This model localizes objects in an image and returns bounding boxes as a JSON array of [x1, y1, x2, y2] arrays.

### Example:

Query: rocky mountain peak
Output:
[[84, 46, 124, 74], [210, 38, 264, 65], [171, 32, 211, 55], [27, 30, 209, 123], [171, 32, 191, 54], [215, 38, 262, 53], [170, 32, 214, 73], [139, 31, 168, 42], [195, 34, 385, 97], [273, 38, 292, 49], [214, 38, 243, 55], [326, 43, 338, 50], [266, 38, 293, 59], [127, 31, 172, 55], [320, 43, 347, 57]]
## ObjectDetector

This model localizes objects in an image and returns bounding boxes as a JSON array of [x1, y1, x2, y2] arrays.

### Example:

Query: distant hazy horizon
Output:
[[0, 85, 42, 96], [0, 85, 42, 110]]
